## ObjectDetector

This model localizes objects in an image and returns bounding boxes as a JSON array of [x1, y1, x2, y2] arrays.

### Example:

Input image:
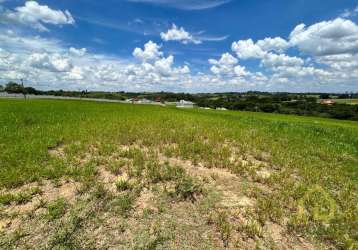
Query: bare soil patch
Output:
[[1, 142, 322, 249]]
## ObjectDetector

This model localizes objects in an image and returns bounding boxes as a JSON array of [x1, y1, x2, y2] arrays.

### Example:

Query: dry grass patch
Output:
[[2, 141, 330, 249]]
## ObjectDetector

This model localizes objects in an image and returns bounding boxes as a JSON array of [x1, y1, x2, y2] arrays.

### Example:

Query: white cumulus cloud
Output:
[[231, 39, 266, 59], [2, 1, 74, 31], [28, 53, 73, 72], [261, 53, 304, 68], [133, 40, 163, 61], [131, 41, 190, 79], [289, 18, 358, 56], [2, 14, 358, 93], [160, 24, 201, 44], [69, 48, 87, 57], [209, 53, 248, 77], [256, 37, 290, 53], [232, 37, 291, 59]]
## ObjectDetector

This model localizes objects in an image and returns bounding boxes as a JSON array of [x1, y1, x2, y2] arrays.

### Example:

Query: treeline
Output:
[[194, 95, 358, 120], [1, 82, 357, 121]]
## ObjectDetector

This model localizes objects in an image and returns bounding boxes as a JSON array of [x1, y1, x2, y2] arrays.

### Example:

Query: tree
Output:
[[25, 87, 38, 95], [0, 85, 4, 92], [320, 94, 330, 99], [5, 82, 24, 94]]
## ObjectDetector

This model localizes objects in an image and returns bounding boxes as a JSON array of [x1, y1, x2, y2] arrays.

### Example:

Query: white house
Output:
[[176, 100, 195, 108], [137, 98, 152, 104]]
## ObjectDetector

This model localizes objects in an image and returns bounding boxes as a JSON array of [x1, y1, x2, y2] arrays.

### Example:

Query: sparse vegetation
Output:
[[115, 178, 132, 191], [241, 219, 264, 239], [0, 193, 18, 206], [47, 198, 68, 220], [215, 211, 232, 248], [110, 193, 136, 216], [172, 175, 203, 202], [0, 188, 39, 205], [0, 98, 357, 249]]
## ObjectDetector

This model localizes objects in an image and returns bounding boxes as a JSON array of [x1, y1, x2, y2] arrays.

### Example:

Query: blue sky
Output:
[[1, 0, 358, 92]]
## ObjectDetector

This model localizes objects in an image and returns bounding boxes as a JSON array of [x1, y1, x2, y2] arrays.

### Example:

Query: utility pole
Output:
[[21, 78, 27, 99]]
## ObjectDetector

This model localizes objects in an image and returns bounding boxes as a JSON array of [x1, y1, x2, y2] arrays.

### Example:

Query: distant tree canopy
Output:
[[320, 94, 330, 99], [1, 82, 357, 121], [0, 85, 4, 92], [5, 82, 24, 94], [24, 86, 38, 95], [2, 82, 40, 95]]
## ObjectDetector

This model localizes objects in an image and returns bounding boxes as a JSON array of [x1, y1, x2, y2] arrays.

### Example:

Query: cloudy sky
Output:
[[1, 0, 358, 92]]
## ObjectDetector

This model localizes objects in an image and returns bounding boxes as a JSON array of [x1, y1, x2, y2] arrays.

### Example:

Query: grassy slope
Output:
[[331, 99, 358, 105], [0, 99, 357, 248]]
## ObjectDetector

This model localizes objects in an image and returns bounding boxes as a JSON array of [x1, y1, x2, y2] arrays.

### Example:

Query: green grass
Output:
[[330, 99, 358, 105], [47, 198, 68, 220], [0, 193, 32, 205], [0, 187, 41, 205], [171, 175, 203, 202], [115, 178, 132, 191], [111, 193, 136, 216], [0, 98, 357, 249]]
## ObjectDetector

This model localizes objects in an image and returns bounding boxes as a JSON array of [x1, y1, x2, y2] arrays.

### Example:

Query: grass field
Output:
[[330, 99, 358, 105], [0, 99, 357, 249]]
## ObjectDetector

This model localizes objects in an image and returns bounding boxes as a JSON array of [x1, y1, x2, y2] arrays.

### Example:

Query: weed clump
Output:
[[239, 219, 263, 239], [145, 162, 186, 184], [216, 211, 232, 248], [47, 198, 68, 220], [115, 178, 132, 191], [145, 162, 163, 183], [106, 160, 126, 175], [92, 183, 108, 200], [162, 164, 185, 181], [132, 221, 170, 250], [0, 191, 34, 205], [49, 211, 85, 249], [111, 193, 136, 216], [0, 193, 17, 205], [256, 194, 283, 224], [172, 176, 203, 202]]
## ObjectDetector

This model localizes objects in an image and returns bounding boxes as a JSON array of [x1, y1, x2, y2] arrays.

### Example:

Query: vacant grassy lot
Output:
[[0, 99, 357, 249], [331, 99, 358, 105]]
